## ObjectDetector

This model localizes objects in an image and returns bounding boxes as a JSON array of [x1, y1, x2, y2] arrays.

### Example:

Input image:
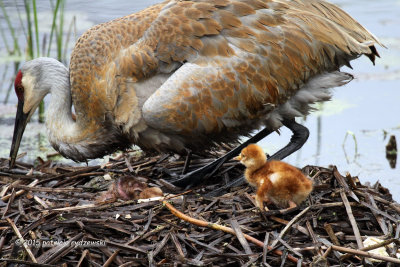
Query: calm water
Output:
[[1, 1, 399, 200]]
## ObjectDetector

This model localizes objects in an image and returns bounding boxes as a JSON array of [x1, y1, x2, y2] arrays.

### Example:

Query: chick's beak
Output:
[[9, 100, 30, 168], [233, 155, 241, 161]]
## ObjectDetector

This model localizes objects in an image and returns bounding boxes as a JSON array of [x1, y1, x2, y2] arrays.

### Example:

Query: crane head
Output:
[[9, 64, 49, 168]]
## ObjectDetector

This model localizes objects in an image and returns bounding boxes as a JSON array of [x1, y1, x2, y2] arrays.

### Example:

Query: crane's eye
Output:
[[14, 70, 24, 101], [15, 85, 24, 101]]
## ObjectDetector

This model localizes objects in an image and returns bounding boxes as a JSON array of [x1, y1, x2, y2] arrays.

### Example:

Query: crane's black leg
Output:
[[205, 118, 309, 197], [171, 118, 309, 189], [267, 118, 310, 161], [171, 127, 275, 188]]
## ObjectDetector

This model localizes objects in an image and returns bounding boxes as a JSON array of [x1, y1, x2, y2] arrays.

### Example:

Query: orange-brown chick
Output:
[[234, 144, 312, 211]]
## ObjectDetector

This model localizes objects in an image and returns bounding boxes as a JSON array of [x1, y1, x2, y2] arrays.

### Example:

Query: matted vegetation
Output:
[[0, 152, 399, 266]]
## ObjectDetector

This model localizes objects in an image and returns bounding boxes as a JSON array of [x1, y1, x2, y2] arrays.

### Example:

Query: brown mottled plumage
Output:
[[11, 0, 382, 163], [235, 144, 313, 211]]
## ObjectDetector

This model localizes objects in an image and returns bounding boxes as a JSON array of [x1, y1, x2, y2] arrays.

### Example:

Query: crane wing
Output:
[[141, 0, 380, 136]]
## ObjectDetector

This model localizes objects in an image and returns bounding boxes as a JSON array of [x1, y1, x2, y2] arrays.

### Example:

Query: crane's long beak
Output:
[[9, 100, 29, 168]]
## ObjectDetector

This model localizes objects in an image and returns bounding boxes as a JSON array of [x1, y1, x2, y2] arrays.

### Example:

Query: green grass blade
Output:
[[63, 15, 75, 62], [3, 62, 20, 104], [0, 22, 11, 53], [2, 63, 11, 103], [32, 0, 40, 57], [0, 0, 21, 55], [38, 101, 45, 122], [57, 0, 65, 61], [46, 0, 61, 57], [24, 0, 34, 59], [3, 82, 14, 105], [15, 2, 27, 38], [42, 34, 47, 56]]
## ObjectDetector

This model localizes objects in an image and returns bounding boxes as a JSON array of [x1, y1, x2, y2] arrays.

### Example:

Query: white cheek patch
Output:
[[259, 178, 264, 186], [21, 72, 37, 113], [247, 159, 256, 166], [269, 173, 281, 184]]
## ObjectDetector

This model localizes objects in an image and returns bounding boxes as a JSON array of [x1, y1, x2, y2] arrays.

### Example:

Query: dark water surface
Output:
[[0, 0, 399, 200]]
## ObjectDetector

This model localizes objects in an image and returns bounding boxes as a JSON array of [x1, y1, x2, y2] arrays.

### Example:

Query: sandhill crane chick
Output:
[[235, 144, 312, 211], [97, 176, 163, 203]]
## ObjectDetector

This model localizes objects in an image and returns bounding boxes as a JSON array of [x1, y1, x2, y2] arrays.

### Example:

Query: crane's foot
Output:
[[267, 118, 309, 161], [206, 119, 309, 197], [171, 155, 229, 188], [171, 118, 309, 190], [171, 127, 276, 188]]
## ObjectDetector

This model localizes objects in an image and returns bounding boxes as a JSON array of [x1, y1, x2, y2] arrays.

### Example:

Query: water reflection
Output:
[[386, 135, 397, 169], [342, 131, 360, 165], [0, 0, 399, 200]]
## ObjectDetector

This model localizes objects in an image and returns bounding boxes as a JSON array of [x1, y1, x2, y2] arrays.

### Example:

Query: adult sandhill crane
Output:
[[10, 0, 381, 188]]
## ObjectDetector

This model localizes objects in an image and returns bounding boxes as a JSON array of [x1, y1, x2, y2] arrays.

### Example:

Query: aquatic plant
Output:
[[0, 0, 69, 122]]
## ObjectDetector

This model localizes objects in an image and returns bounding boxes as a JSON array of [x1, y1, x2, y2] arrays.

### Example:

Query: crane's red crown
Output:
[[14, 70, 24, 101]]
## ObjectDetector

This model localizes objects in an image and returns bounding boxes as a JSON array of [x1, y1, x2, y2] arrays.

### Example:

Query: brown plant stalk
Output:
[[163, 200, 304, 266]]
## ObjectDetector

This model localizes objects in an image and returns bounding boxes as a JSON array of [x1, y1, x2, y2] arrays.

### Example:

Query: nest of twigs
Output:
[[0, 152, 399, 266]]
